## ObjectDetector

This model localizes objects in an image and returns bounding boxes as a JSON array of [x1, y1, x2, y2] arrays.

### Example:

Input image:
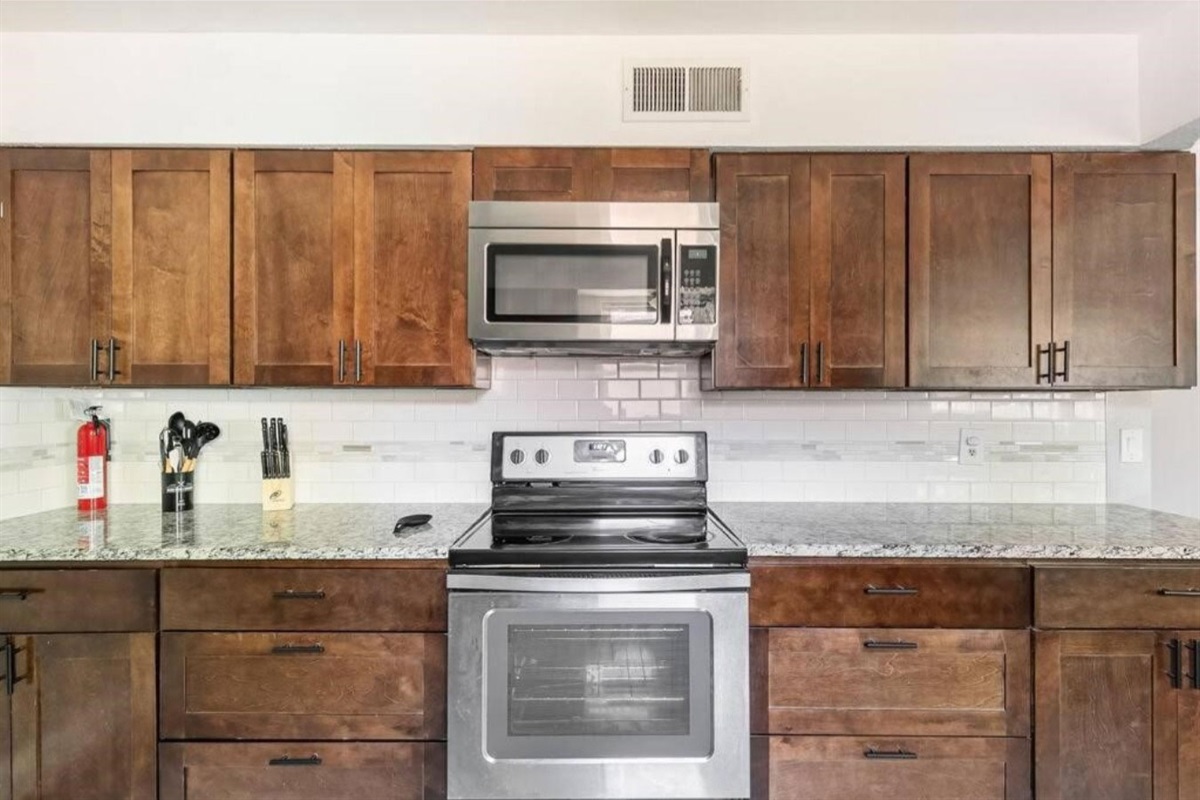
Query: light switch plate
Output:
[[959, 428, 986, 465], [1120, 428, 1144, 463]]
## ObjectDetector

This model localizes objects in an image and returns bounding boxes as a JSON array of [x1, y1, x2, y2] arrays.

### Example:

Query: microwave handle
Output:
[[660, 238, 672, 324]]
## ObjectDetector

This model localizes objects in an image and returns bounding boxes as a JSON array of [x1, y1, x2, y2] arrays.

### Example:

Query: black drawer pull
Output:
[[864, 747, 918, 760], [0, 590, 30, 601], [1167, 639, 1182, 689], [271, 643, 325, 655], [272, 589, 326, 600], [1158, 588, 1200, 598], [1188, 640, 1200, 691], [268, 755, 322, 767], [864, 640, 919, 651], [864, 585, 918, 596], [2, 641, 24, 696]]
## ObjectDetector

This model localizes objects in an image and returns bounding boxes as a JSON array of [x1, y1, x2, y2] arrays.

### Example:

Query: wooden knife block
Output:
[[261, 478, 295, 511]]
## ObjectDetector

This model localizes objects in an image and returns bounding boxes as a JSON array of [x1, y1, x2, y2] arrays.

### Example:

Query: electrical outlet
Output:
[[959, 429, 986, 465], [1120, 428, 1144, 463]]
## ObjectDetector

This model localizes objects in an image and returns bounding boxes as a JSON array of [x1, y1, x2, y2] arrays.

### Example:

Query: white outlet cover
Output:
[[959, 429, 986, 465], [1120, 428, 1144, 463]]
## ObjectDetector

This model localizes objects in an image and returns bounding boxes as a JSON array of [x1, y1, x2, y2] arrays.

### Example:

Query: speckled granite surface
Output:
[[0, 502, 1194, 562]]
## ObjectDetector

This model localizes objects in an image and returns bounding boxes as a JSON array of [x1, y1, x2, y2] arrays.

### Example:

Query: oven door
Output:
[[467, 228, 676, 344], [448, 585, 749, 800]]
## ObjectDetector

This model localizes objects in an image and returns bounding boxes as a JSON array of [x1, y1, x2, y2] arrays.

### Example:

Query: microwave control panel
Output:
[[678, 244, 717, 326]]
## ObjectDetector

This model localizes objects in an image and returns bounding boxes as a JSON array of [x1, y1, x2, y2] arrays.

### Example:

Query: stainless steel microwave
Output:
[[468, 202, 719, 356]]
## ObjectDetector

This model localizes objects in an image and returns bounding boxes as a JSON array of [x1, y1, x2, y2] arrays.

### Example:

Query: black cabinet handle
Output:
[[1053, 339, 1070, 383], [337, 339, 347, 383], [2, 640, 24, 696], [0, 590, 30, 601], [271, 643, 325, 655], [1158, 588, 1200, 597], [864, 585, 918, 596], [864, 640, 919, 651], [864, 747, 917, 760], [272, 589, 325, 600], [800, 342, 808, 385], [268, 754, 322, 767], [90, 338, 101, 382], [1167, 638, 1182, 689], [1036, 342, 1052, 384], [354, 340, 363, 384], [815, 341, 824, 385], [1188, 640, 1200, 691], [660, 238, 672, 325], [106, 337, 121, 382]]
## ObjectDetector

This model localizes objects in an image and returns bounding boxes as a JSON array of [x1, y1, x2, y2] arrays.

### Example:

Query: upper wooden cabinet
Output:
[[909, 153, 1053, 388], [1053, 152, 1196, 388], [234, 150, 476, 387], [0, 148, 231, 387], [473, 148, 712, 201], [0, 149, 111, 385], [707, 153, 906, 389]]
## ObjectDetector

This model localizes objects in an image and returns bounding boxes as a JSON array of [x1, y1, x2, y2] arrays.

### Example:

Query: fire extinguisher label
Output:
[[77, 456, 105, 499]]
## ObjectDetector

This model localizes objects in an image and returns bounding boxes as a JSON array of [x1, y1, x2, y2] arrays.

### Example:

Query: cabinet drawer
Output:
[[752, 736, 1031, 800], [160, 632, 446, 740], [160, 567, 445, 631], [1036, 566, 1200, 629], [750, 563, 1030, 628], [159, 742, 445, 800], [0, 569, 156, 632], [752, 628, 1030, 736]]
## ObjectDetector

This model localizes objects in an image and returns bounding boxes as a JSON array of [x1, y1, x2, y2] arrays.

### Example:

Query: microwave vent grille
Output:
[[624, 61, 749, 122]]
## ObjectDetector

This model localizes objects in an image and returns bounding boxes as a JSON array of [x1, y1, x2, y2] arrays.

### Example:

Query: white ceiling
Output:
[[0, 0, 1193, 35]]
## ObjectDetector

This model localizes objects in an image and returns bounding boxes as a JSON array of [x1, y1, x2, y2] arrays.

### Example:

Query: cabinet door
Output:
[[111, 150, 231, 385], [604, 149, 712, 201], [1052, 153, 1197, 387], [810, 155, 906, 388], [1035, 631, 1157, 800], [473, 148, 600, 201], [1155, 632, 1200, 800], [709, 154, 811, 388], [0, 641, 10, 800], [0, 149, 111, 385], [233, 151, 354, 385], [353, 152, 474, 387], [9, 633, 156, 800], [909, 154, 1052, 387]]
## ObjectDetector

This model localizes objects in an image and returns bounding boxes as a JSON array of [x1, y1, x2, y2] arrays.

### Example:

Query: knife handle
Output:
[[261, 418, 270, 451]]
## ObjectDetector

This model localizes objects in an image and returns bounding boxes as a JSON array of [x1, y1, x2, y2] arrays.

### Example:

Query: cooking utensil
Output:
[[394, 513, 432, 535], [195, 421, 221, 452]]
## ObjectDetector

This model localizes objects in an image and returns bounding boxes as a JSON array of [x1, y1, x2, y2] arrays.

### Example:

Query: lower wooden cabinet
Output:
[[752, 736, 1031, 800], [1035, 630, 1200, 800], [160, 632, 446, 740], [4, 633, 156, 800], [159, 742, 446, 800]]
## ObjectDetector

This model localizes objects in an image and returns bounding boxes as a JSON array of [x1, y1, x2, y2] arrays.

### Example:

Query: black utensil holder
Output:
[[162, 472, 195, 512]]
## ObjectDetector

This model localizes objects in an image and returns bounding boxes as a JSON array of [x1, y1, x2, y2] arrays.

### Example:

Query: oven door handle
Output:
[[447, 571, 750, 593]]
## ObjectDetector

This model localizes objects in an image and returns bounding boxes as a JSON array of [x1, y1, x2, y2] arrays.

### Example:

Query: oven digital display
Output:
[[574, 439, 627, 463]]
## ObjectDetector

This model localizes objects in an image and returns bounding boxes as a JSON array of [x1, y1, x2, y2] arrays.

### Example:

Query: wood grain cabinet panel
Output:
[[473, 148, 711, 202], [1035, 566, 1200, 629], [159, 742, 445, 800], [353, 152, 474, 387], [1052, 152, 1197, 387], [0, 569, 157, 633], [0, 149, 111, 385], [1155, 631, 1200, 800], [8, 633, 156, 800], [160, 632, 445, 740], [908, 154, 1053, 388], [750, 563, 1031, 629], [753, 628, 1030, 737], [160, 567, 446, 632], [752, 736, 1030, 800], [233, 150, 354, 386]]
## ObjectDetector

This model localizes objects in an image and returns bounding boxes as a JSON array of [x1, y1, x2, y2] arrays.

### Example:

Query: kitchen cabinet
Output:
[[234, 150, 477, 387], [908, 153, 1053, 388], [473, 147, 712, 201], [233, 150, 354, 386], [0, 149, 111, 386], [1052, 152, 1196, 388], [0, 148, 231, 387], [706, 154, 906, 389]]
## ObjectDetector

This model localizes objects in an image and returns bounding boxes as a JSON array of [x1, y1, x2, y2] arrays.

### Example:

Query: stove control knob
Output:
[[649, 449, 665, 464], [509, 449, 526, 465], [534, 449, 551, 465], [674, 449, 690, 465]]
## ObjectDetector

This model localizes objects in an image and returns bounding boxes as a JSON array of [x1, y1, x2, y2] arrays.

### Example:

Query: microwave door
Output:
[[469, 229, 675, 344]]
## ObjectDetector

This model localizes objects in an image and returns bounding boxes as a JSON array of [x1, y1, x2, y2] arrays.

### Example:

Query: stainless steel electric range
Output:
[[447, 432, 750, 800]]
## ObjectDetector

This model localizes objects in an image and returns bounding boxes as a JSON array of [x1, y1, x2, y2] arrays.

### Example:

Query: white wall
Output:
[[1138, 2, 1200, 144], [0, 32, 1140, 146]]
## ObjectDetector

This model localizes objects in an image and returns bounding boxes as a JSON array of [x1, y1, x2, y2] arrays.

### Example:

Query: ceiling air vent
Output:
[[623, 60, 749, 122]]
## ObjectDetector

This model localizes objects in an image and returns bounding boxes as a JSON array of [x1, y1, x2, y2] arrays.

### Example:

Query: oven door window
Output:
[[484, 610, 713, 760], [486, 244, 662, 325]]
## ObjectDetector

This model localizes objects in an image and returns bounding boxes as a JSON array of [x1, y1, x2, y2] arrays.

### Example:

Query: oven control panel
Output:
[[495, 433, 705, 481], [677, 244, 717, 326]]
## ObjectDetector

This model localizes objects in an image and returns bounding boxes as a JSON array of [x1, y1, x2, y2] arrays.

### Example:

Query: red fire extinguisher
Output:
[[77, 406, 111, 512]]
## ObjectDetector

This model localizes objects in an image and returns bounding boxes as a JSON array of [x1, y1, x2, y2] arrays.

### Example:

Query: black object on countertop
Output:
[[394, 514, 433, 535]]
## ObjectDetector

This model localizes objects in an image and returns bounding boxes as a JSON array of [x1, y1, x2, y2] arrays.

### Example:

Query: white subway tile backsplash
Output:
[[599, 381, 640, 400], [640, 380, 678, 400]]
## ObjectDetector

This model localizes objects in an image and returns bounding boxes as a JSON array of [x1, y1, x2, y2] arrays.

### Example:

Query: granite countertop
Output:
[[0, 502, 1195, 563]]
